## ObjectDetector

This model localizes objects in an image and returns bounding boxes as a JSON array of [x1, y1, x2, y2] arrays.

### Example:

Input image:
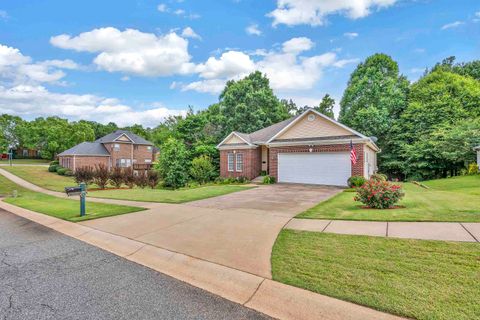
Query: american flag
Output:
[[350, 140, 357, 165]]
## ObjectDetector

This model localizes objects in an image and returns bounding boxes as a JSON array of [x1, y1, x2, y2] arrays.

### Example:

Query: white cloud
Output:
[[157, 3, 168, 12], [174, 9, 185, 15], [0, 44, 76, 85], [51, 27, 195, 77], [282, 37, 314, 53], [246, 24, 262, 36], [181, 27, 201, 39], [343, 32, 359, 39], [0, 84, 185, 127], [268, 0, 398, 27], [194, 51, 255, 79], [181, 37, 356, 94], [120, 76, 130, 81], [441, 21, 464, 30]]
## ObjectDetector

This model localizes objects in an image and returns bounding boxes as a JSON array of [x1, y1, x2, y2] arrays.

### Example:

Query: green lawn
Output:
[[272, 230, 480, 320], [2, 165, 75, 192], [298, 175, 480, 222], [89, 185, 253, 203], [2, 165, 253, 203], [0, 159, 50, 165], [0, 175, 144, 222]]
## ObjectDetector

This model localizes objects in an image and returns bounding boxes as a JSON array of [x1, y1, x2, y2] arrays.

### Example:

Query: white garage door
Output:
[[278, 152, 351, 186]]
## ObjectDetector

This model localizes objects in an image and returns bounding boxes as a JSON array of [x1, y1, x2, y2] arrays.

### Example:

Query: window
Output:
[[236, 153, 243, 172], [145, 159, 152, 163], [22, 149, 28, 157], [116, 158, 132, 167], [227, 153, 234, 172], [134, 145, 139, 151], [147, 146, 152, 152], [113, 143, 120, 151]]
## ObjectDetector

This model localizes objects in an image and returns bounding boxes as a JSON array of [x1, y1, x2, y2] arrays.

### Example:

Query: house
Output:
[[13, 147, 41, 159], [475, 145, 480, 168], [216, 109, 379, 187], [58, 130, 155, 172]]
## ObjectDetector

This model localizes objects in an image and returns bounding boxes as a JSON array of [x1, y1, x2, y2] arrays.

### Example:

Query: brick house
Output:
[[58, 130, 155, 172], [217, 109, 379, 187]]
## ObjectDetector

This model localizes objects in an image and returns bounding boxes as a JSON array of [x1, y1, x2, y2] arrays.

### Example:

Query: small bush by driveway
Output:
[[298, 175, 480, 222]]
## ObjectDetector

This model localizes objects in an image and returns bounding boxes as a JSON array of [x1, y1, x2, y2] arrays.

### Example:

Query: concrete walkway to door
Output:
[[286, 219, 480, 242]]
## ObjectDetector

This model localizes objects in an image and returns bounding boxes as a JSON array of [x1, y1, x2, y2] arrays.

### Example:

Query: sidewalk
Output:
[[0, 200, 404, 320], [286, 218, 480, 242]]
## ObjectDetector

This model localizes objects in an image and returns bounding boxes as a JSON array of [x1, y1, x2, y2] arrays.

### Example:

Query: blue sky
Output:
[[0, 0, 478, 127]]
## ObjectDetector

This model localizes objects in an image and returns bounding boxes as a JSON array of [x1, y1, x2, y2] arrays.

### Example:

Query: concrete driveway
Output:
[[80, 184, 341, 278]]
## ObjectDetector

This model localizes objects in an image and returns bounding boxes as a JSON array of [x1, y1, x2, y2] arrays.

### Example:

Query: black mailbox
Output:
[[65, 186, 82, 196]]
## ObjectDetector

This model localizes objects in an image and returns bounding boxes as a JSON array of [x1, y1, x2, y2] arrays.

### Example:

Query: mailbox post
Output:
[[80, 182, 86, 217]]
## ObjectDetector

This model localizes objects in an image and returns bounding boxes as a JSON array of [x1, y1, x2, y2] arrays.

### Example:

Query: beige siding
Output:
[[277, 111, 352, 140], [224, 134, 247, 145], [116, 134, 132, 142]]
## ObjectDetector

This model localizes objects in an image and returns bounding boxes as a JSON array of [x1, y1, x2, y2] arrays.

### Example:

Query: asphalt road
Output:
[[0, 209, 271, 320]]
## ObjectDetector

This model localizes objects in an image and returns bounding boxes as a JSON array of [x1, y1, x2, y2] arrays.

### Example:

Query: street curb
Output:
[[0, 200, 406, 320]]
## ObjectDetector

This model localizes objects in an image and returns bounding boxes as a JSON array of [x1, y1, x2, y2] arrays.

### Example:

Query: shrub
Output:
[[135, 173, 148, 189], [155, 138, 189, 189], [370, 173, 387, 181], [56, 167, 67, 175], [190, 155, 215, 184], [123, 168, 136, 189], [354, 180, 405, 209], [235, 176, 249, 183], [93, 164, 109, 189], [48, 164, 58, 172], [74, 166, 94, 185], [64, 169, 74, 177], [147, 170, 160, 189], [50, 160, 59, 166], [467, 163, 479, 175], [347, 175, 367, 188], [109, 167, 124, 188], [262, 175, 276, 184]]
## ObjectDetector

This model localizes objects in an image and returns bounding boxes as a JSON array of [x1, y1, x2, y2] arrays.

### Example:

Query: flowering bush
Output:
[[354, 180, 405, 209]]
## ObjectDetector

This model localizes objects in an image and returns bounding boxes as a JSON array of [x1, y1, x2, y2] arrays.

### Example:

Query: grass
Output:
[[89, 184, 254, 203], [0, 174, 144, 222], [272, 230, 480, 320], [0, 159, 50, 164], [1, 165, 75, 192], [2, 165, 253, 203], [298, 175, 480, 222]]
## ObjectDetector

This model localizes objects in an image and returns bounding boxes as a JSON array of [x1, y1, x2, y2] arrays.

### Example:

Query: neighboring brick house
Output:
[[217, 108, 379, 187], [58, 130, 155, 172]]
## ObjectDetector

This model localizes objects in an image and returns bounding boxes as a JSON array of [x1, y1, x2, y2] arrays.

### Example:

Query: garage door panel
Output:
[[278, 152, 350, 186]]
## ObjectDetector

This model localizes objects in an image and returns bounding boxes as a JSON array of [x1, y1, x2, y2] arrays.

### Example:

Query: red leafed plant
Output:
[[354, 180, 405, 209]]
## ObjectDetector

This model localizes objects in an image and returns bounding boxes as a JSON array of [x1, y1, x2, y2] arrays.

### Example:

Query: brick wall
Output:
[[58, 155, 110, 171], [268, 143, 365, 179], [103, 142, 154, 166], [219, 148, 262, 180]]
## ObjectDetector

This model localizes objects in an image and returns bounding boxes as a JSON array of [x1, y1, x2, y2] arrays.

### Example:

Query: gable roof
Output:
[[217, 108, 379, 151], [58, 142, 110, 156], [95, 130, 154, 145]]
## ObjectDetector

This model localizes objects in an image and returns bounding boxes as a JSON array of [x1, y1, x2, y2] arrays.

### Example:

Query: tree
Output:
[[155, 138, 189, 189], [218, 71, 291, 137], [317, 94, 335, 118], [339, 53, 409, 135], [0, 114, 24, 153], [339, 53, 410, 175], [397, 70, 480, 179]]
